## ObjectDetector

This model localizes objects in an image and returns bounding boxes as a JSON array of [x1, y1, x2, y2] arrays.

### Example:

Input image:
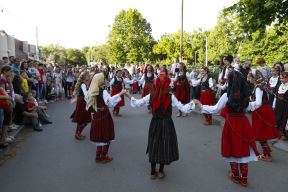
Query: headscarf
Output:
[[151, 71, 171, 111], [86, 73, 105, 111], [226, 70, 250, 113], [71, 71, 89, 103]]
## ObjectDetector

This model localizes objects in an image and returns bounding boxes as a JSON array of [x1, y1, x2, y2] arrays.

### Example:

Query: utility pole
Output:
[[36, 26, 39, 60], [205, 35, 208, 67], [180, 0, 183, 62]]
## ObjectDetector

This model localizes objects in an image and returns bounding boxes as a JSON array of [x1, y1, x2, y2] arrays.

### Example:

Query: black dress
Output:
[[275, 89, 288, 135], [147, 94, 179, 164]]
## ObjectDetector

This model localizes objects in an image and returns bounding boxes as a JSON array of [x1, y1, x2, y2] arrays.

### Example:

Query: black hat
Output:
[[223, 54, 234, 63], [115, 69, 123, 74]]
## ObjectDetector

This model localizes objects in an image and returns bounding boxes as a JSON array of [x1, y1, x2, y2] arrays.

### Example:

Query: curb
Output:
[[0, 125, 24, 158]]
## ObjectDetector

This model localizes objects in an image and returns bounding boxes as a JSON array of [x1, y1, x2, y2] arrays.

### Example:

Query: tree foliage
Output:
[[39, 44, 87, 65], [108, 9, 154, 64], [224, 0, 288, 35]]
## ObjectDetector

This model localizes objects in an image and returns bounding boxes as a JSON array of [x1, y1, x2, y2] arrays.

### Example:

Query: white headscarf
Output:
[[86, 73, 105, 111]]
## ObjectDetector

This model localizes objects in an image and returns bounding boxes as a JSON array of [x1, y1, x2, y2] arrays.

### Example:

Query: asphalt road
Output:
[[0, 96, 287, 192]]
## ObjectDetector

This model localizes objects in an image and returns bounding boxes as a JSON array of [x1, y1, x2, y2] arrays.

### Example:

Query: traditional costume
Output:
[[86, 73, 124, 163], [247, 70, 281, 161], [138, 65, 156, 112], [274, 71, 288, 140], [70, 71, 91, 140], [129, 72, 195, 179], [268, 73, 280, 105], [200, 70, 259, 187], [193, 68, 215, 125], [110, 70, 125, 116], [173, 68, 190, 117]]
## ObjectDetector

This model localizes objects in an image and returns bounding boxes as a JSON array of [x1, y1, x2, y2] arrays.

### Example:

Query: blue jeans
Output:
[[36, 83, 44, 98]]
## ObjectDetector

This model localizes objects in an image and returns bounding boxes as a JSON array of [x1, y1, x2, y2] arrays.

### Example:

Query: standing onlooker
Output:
[[273, 61, 284, 73], [53, 66, 63, 100], [274, 71, 288, 140], [256, 58, 271, 80], [240, 59, 252, 80], [20, 70, 29, 98], [65, 66, 74, 98], [268, 67, 281, 105]]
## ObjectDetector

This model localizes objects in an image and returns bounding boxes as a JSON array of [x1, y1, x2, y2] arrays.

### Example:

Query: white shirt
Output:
[[130, 94, 195, 114], [269, 76, 279, 88]]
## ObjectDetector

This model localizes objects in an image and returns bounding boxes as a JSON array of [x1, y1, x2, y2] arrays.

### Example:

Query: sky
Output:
[[0, 0, 238, 49]]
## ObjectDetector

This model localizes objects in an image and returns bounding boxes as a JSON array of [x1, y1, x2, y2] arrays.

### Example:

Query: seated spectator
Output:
[[0, 66, 14, 146], [14, 94, 43, 131], [28, 91, 52, 124]]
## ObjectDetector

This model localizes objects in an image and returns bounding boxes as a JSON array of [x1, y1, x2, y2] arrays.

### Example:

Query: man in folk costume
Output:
[[196, 68, 259, 187], [70, 71, 91, 140], [247, 70, 281, 161], [110, 69, 125, 116], [138, 64, 156, 112], [273, 70, 288, 140], [173, 62, 190, 117], [217, 55, 233, 96], [125, 71, 195, 180], [86, 73, 126, 163]]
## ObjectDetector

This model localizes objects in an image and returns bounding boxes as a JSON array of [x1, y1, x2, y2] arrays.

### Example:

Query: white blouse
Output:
[[130, 94, 195, 114], [138, 75, 156, 88], [247, 87, 263, 111], [201, 93, 228, 114], [269, 76, 279, 88], [123, 77, 135, 89], [102, 89, 122, 108], [81, 83, 89, 102], [273, 82, 288, 108], [192, 77, 215, 90]]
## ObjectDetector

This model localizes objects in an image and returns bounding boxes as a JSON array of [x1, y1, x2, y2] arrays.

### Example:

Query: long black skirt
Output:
[[275, 99, 288, 135], [146, 117, 179, 164]]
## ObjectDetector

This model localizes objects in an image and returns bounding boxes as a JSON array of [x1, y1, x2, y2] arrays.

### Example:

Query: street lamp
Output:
[[180, 0, 183, 62]]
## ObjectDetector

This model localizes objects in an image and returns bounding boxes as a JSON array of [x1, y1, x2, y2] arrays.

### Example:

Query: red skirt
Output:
[[200, 89, 214, 105], [71, 96, 91, 123], [174, 83, 190, 104], [90, 108, 115, 142], [111, 87, 124, 107], [221, 112, 259, 158], [142, 82, 154, 97], [132, 82, 137, 93], [252, 104, 281, 141]]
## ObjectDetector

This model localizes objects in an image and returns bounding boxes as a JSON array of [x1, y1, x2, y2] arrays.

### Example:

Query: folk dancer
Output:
[[70, 71, 91, 140], [86, 73, 126, 163], [125, 71, 195, 179]]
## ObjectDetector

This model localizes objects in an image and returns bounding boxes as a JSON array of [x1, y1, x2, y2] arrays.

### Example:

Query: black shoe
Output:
[[33, 128, 43, 132], [0, 143, 9, 148]]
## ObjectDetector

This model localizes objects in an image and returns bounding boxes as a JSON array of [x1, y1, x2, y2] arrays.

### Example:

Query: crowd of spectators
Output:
[[0, 56, 87, 149]]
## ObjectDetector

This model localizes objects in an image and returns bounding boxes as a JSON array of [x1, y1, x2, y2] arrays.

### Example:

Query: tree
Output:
[[40, 44, 66, 64], [40, 44, 87, 65], [65, 48, 87, 65], [108, 9, 154, 64], [224, 0, 288, 35], [153, 31, 195, 64]]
